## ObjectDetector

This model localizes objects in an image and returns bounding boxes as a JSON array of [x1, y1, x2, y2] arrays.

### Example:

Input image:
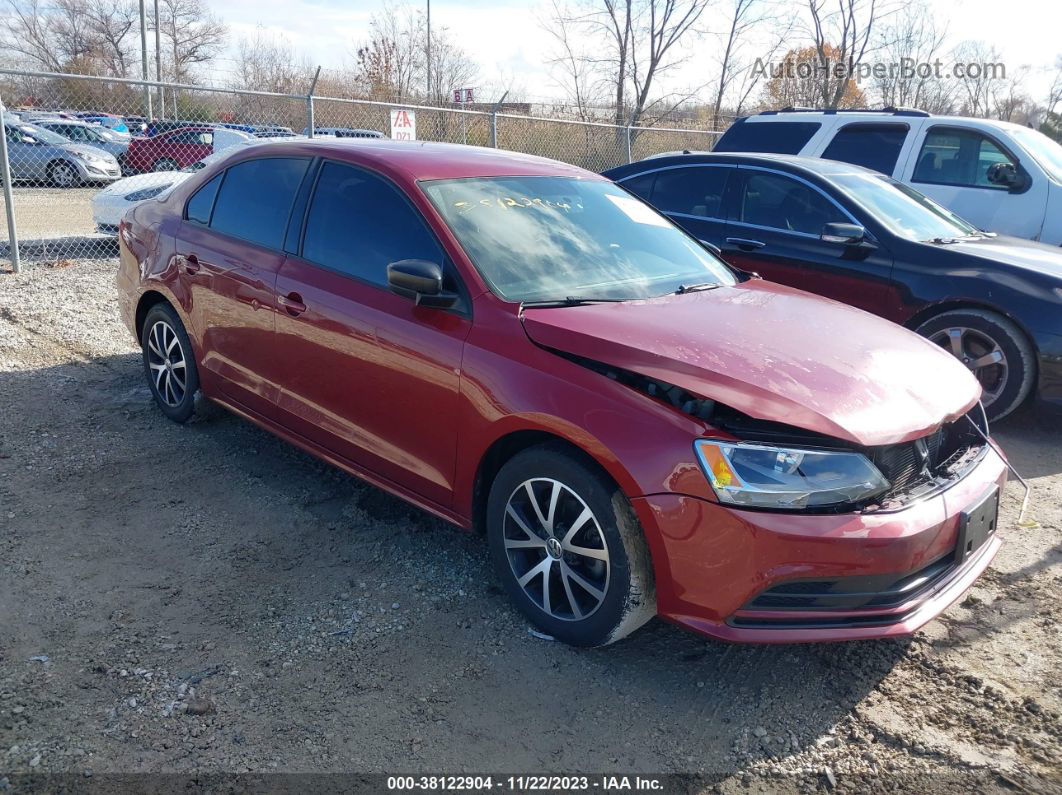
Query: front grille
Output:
[[867, 412, 986, 509]]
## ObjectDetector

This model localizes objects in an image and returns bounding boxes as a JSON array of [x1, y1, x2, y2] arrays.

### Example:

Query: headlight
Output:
[[124, 184, 170, 201], [694, 440, 889, 510]]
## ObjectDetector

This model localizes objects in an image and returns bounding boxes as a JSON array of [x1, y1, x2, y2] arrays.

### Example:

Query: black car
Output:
[[604, 153, 1062, 420]]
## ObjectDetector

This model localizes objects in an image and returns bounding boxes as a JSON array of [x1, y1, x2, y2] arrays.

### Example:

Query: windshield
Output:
[[10, 123, 70, 146], [421, 176, 736, 302], [1012, 128, 1062, 181], [830, 173, 980, 241]]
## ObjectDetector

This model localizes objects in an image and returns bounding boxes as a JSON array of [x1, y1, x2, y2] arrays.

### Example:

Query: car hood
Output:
[[94, 170, 189, 198], [521, 280, 980, 447], [65, 142, 116, 161], [940, 235, 1062, 279]]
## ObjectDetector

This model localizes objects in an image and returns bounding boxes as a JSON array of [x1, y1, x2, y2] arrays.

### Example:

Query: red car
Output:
[[125, 126, 215, 173], [116, 140, 1006, 647]]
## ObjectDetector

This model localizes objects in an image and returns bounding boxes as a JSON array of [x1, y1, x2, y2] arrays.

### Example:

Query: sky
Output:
[[210, 0, 1060, 106]]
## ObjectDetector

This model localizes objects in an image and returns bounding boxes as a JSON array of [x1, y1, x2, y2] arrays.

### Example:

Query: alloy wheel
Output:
[[145, 320, 188, 407], [502, 478, 610, 621], [52, 162, 77, 187], [929, 326, 1008, 406]]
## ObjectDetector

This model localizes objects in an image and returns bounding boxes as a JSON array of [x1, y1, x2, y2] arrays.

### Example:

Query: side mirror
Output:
[[986, 162, 1025, 192], [387, 259, 458, 309], [821, 222, 866, 246]]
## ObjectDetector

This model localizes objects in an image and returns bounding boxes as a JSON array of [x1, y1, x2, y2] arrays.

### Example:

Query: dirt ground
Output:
[[1, 258, 1060, 793]]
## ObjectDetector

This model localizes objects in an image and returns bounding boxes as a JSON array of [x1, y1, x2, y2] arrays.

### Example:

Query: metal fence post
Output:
[[489, 91, 508, 149], [625, 124, 633, 163], [0, 93, 21, 273], [306, 66, 321, 138]]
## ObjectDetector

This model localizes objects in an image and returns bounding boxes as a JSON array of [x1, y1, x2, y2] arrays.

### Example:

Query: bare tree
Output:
[[154, 0, 226, 84], [352, 3, 476, 104], [83, 0, 138, 77], [354, 4, 424, 101], [868, 2, 954, 111], [1045, 55, 1062, 119], [543, 0, 607, 121], [233, 28, 311, 94], [709, 0, 794, 127], [805, 0, 898, 108], [762, 43, 867, 108], [1, 0, 91, 72], [545, 0, 712, 130]]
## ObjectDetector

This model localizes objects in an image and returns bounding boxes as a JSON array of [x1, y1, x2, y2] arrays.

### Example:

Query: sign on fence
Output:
[[452, 88, 475, 104], [390, 108, 416, 141]]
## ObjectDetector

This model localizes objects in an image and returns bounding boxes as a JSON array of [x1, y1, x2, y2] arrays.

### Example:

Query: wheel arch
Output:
[[469, 425, 641, 538], [134, 289, 175, 343], [904, 299, 1040, 355]]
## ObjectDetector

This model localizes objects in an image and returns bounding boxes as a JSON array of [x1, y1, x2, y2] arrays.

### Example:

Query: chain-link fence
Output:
[[1, 69, 724, 270]]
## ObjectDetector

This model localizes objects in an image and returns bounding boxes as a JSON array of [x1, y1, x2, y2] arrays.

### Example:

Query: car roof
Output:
[[229, 138, 600, 182], [609, 151, 880, 179], [739, 110, 1030, 132]]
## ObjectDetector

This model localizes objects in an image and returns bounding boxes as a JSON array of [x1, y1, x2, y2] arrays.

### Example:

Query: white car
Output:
[[92, 135, 300, 234], [712, 109, 1062, 245]]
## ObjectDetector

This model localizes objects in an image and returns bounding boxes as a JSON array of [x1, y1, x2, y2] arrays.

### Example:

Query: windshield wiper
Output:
[[675, 282, 720, 294], [520, 296, 632, 309]]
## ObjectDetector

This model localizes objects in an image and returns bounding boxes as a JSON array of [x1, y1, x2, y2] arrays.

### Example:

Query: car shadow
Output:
[[0, 354, 960, 780]]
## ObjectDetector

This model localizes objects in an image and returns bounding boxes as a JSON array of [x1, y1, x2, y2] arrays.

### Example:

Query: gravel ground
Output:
[[0, 258, 1060, 792]]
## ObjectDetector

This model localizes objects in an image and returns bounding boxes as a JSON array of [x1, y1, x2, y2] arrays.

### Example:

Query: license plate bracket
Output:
[[955, 487, 999, 564]]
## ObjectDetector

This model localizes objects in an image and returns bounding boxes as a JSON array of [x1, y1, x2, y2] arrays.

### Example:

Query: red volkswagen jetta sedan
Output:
[[116, 139, 1006, 647]]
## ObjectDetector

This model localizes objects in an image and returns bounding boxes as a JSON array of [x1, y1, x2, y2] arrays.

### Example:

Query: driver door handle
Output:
[[725, 237, 766, 250], [278, 292, 307, 316]]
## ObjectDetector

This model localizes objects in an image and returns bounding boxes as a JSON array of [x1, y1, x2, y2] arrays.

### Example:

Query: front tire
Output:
[[486, 443, 656, 647], [916, 309, 1035, 422], [48, 160, 81, 188], [141, 303, 200, 423]]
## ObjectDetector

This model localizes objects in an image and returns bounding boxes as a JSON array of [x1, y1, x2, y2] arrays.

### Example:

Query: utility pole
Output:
[[426, 0, 431, 103], [139, 0, 153, 119], [154, 0, 163, 120]]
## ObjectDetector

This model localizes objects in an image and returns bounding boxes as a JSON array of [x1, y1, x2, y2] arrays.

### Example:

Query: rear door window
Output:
[[821, 124, 908, 174], [714, 121, 821, 155], [912, 127, 1017, 188], [208, 158, 309, 249], [737, 171, 848, 235], [650, 166, 730, 218]]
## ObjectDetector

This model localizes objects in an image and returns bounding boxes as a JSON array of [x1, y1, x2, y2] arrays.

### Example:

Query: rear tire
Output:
[[141, 303, 200, 423], [916, 309, 1035, 422], [486, 443, 656, 647]]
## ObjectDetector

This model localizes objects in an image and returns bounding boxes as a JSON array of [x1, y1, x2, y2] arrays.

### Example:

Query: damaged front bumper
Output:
[[631, 443, 1007, 643]]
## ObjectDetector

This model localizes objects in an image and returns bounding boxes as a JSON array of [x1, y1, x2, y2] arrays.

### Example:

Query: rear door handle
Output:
[[725, 237, 766, 250], [278, 292, 307, 317], [179, 253, 200, 274]]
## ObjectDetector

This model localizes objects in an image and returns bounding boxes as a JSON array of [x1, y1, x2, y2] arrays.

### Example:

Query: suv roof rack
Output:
[[757, 106, 930, 118]]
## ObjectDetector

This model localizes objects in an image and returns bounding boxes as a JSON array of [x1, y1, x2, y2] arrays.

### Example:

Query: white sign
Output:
[[390, 108, 416, 140], [452, 88, 475, 104]]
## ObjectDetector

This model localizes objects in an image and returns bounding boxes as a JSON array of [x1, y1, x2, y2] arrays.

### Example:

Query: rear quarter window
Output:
[[821, 124, 908, 174], [208, 157, 309, 249], [713, 121, 821, 155]]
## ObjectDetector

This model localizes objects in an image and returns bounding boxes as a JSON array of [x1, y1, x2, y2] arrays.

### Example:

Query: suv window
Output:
[[301, 161, 443, 287], [913, 127, 1017, 189], [821, 124, 907, 174], [714, 121, 821, 155], [648, 166, 729, 218], [209, 158, 308, 248], [737, 172, 847, 235]]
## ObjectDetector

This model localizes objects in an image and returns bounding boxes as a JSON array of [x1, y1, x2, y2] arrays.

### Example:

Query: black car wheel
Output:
[[486, 443, 655, 647], [917, 309, 1035, 421], [141, 303, 200, 423], [153, 157, 179, 172]]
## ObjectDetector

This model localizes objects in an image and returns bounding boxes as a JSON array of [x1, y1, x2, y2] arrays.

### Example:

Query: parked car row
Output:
[[3, 119, 122, 186], [115, 135, 1056, 649]]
